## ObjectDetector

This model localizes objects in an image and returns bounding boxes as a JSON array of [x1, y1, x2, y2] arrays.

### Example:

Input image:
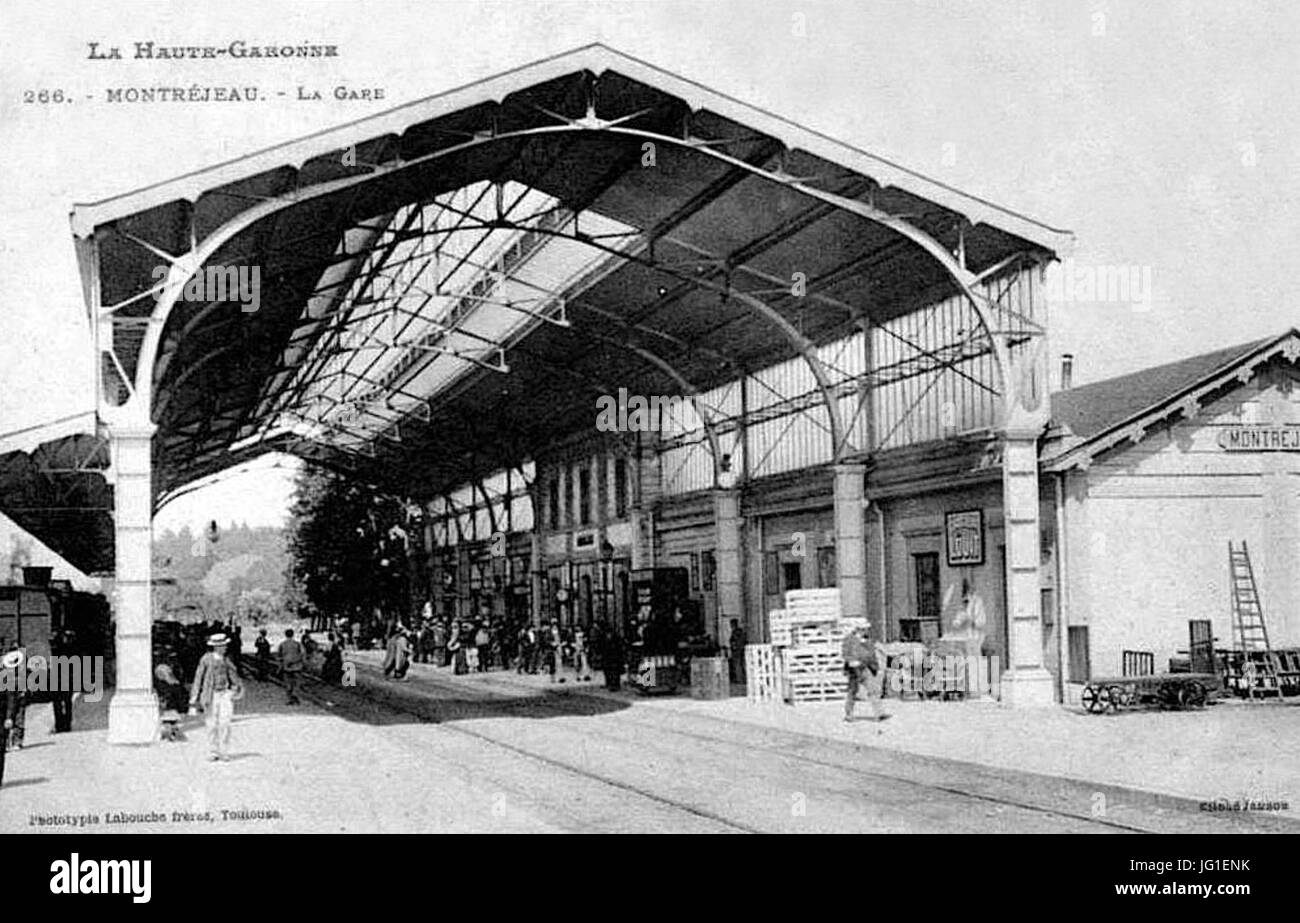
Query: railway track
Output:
[[348, 667, 1160, 833], [260, 664, 759, 833]]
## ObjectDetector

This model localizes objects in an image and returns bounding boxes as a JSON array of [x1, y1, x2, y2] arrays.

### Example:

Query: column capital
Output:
[[101, 407, 157, 440], [832, 462, 867, 477], [712, 487, 741, 521], [1001, 404, 1050, 442]]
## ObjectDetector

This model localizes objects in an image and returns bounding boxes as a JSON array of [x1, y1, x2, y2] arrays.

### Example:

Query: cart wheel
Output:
[[1081, 684, 1103, 713], [1106, 684, 1125, 713]]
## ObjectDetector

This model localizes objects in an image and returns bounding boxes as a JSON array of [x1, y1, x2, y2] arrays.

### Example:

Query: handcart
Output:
[[1080, 672, 1220, 714]]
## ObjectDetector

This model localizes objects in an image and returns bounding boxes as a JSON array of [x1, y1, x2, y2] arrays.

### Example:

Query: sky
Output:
[[1, 0, 1298, 567]]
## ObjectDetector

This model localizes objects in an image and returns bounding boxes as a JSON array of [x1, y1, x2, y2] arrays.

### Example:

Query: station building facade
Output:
[[420, 328, 1300, 704], [1044, 329, 1300, 693]]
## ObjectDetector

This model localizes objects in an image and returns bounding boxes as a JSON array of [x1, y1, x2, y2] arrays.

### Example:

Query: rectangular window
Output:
[[701, 550, 716, 592], [579, 467, 592, 526], [763, 551, 780, 597], [548, 479, 560, 531], [905, 552, 941, 640], [782, 561, 803, 593], [566, 468, 576, 527], [1068, 626, 1090, 683], [614, 457, 629, 518]]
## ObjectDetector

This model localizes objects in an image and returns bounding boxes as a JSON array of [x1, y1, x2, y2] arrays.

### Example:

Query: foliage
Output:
[[284, 465, 413, 623], [153, 522, 290, 624]]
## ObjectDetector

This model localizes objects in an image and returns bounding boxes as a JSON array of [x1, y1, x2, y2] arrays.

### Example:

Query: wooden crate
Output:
[[745, 644, 784, 704], [786, 672, 849, 703], [784, 644, 844, 675], [768, 609, 792, 646], [784, 588, 843, 616]]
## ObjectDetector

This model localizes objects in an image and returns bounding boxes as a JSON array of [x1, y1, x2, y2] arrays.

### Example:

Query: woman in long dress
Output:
[[451, 622, 469, 675]]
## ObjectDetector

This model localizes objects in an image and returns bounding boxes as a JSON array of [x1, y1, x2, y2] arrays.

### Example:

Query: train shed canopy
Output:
[[69, 43, 1071, 515]]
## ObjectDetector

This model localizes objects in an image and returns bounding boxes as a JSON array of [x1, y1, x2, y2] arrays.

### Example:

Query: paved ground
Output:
[[4, 653, 1298, 833], [2, 681, 560, 834]]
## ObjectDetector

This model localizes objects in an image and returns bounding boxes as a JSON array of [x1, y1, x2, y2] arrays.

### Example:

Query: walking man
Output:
[[190, 632, 244, 761], [573, 625, 592, 682], [517, 623, 535, 674], [254, 629, 272, 679], [279, 628, 306, 704], [600, 624, 624, 691], [842, 623, 888, 723], [0, 648, 21, 781], [3, 643, 26, 750], [49, 628, 75, 733], [727, 618, 748, 686]]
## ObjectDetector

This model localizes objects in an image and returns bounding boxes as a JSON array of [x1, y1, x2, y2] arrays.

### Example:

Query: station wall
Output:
[[1060, 362, 1300, 682]]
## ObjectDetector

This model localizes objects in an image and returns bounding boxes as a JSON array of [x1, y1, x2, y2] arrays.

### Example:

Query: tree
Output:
[[285, 466, 413, 629], [234, 587, 278, 626]]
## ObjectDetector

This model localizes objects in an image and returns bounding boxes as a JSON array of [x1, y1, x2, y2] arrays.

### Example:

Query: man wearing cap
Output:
[[3, 644, 27, 750], [49, 628, 76, 733], [842, 623, 888, 723], [189, 633, 243, 761], [0, 647, 23, 779]]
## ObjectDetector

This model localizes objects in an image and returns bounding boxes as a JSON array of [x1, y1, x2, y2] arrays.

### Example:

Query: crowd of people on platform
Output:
[[361, 601, 739, 694], [370, 613, 623, 687]]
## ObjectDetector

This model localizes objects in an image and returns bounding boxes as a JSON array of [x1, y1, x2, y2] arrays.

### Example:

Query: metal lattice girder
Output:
[[264, 207, 854, 460], [582, 330, 727, 477], [76, 49, 1069, 514]]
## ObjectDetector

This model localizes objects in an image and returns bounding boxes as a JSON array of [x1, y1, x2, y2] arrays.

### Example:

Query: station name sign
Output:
[[1217, 425, 1300, 452]]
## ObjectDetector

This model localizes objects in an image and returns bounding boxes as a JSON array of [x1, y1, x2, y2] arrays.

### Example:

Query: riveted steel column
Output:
[[630, 435, 659, 570], [713, 488, 747, 642], [105, 415, 160, 744], [530, 531, 544, 626], [999, 413, 1055, 707], [833, 463, 868, 627]]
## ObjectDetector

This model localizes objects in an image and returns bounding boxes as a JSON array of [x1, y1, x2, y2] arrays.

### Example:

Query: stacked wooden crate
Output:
[[776, 589, 854, 703]]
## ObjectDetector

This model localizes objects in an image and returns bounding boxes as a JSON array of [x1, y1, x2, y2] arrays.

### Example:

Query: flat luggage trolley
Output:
[[1080, 672, 1220, 714]]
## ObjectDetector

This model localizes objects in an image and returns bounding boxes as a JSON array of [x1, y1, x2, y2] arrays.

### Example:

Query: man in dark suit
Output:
[[842, 624, 888, 723], [0, 648, 18, 785], [49, 629, 75, 733]]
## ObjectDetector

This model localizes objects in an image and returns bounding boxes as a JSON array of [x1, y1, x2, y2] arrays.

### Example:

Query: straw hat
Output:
[[1, 649, 24, 670], [206, 633, 229, 647]]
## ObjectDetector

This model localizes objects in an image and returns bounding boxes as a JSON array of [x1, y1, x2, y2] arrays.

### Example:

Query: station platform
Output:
[[5, 651, 1298, 833], [1, 676, 560, 834]]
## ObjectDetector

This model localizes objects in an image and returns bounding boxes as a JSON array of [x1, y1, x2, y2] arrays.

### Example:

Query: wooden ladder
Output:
[[1229, 541, 1280, 697]]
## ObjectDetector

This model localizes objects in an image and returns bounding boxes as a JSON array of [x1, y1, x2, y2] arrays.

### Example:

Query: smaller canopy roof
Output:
[[0, 433, 114, 575]]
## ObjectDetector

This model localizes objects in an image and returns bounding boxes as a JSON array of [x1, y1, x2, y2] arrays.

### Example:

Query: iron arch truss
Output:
[[72, 44, 1071, 505]]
